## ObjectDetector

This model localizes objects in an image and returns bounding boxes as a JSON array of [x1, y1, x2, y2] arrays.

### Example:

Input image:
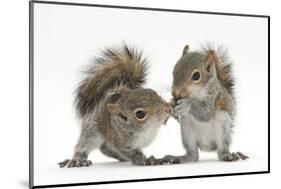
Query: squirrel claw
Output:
[[222, 153, 238, 161], [133, 155, 165, 166], [58, 159, 93, 168], [58, 159, 70, 168], [222, 152, 249, 162], [172, 98, 191, 121], [236, 152, 249, 160], [159, 155, 181, 165], [145, 155, 160, 165]]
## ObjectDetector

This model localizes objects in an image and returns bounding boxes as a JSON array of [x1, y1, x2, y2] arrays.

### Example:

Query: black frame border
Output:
[[29, 0, 270, 188]]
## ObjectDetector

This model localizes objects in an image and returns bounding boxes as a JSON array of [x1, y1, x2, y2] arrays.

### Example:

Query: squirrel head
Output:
[[172, 45, 217, 100], [106, 88, 171, 129]]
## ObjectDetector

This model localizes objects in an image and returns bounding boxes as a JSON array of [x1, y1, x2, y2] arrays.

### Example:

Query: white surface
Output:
[[36, 155, 266, 186], [31, 1, 269, 186], [1, 0, 279, 189]]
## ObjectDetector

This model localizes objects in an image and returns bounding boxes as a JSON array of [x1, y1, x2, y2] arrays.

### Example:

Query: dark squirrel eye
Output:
[[135, 110, 146, 120], [192, 71, 201, 81]]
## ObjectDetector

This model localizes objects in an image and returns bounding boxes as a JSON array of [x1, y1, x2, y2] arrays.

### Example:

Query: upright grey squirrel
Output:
[[162, 44, 248, 163], [59, 44, 171, 168]]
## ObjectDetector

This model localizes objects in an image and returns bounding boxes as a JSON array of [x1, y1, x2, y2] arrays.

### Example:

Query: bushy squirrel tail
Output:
[[74, 43, 148, 118], [202, 45, 235, 95]]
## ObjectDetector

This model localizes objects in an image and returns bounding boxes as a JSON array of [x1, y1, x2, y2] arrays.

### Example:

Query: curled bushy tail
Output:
[[201, 45, 235, 95], [75, 43, 148, 118]]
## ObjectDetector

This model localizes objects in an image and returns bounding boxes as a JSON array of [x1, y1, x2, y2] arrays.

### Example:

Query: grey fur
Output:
[[59, 43, 171, 168], [200, 44, 235, 95], [165, 44, 248, 164], [99, 143, 129, 162], [173, 75, 220, 122]]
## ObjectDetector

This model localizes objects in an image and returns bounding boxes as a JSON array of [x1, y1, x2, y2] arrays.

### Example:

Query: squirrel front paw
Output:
[[58, 159, 93, 168], [159, 155, 181, 165], [133, 155, 180, 166], [172, 98, 192, 121], [132, 155, 162, 166]]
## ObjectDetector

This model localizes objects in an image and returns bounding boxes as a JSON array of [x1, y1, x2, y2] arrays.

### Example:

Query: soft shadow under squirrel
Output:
[[59, 44, 172, 168]]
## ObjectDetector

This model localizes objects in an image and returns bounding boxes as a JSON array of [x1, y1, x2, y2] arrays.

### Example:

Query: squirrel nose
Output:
[[164, 104, 171, 113], [172, 88, 183, 100]]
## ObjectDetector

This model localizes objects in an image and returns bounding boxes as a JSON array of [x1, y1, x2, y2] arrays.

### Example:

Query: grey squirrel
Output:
[[59, 44, 171, 168], [161, 44, 248, 163]]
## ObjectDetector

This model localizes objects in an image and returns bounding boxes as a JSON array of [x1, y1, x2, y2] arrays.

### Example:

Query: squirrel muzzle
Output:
[[172, 87, 189, 100]]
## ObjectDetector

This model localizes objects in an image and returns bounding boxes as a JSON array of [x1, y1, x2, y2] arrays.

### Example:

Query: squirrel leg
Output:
[[180, 149, 199, 163], [180, 117, 199, 162], [158, 116, 199, 165], [99, 143, 129, 162], [58, 129, 104, 168], [215, 115, 249, 161], [160, 138, 199, 164], [216, 114, 237, 161]]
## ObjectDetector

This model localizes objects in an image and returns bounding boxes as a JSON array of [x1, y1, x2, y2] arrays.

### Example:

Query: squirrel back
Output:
[[74, 43, 148, 118]]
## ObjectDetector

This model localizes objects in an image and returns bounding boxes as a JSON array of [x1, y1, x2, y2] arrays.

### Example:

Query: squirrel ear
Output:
[[205, 50, 216, 72], [107, 103, 127, 121], [107, 103, 123, 114], [182, 45, 189, 56], [108, 93, 121, 102]]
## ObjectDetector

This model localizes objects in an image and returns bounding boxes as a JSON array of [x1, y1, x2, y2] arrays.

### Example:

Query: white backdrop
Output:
[[1, 0, 278, 189], [32, 2, 268, 186]]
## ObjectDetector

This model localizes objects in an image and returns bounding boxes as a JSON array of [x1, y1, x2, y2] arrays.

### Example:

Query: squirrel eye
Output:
[[135, 109, 146, 120], [191, 71, 201, 81]]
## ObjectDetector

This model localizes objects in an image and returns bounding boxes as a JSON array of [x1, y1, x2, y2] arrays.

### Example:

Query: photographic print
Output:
[[29, 1, 270, 188]]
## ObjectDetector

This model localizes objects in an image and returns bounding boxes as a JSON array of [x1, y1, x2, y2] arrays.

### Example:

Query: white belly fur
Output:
[[181, 111, 231, 152], [132, 123, 159, 149]]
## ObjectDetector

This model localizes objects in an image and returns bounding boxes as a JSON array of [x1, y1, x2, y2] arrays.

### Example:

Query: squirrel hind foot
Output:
[[58, 159, 93, 168]]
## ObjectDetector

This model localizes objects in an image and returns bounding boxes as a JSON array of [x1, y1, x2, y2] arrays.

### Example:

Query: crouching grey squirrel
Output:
[[59, 44, 171, 168], [161, 44, 248, 163]]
